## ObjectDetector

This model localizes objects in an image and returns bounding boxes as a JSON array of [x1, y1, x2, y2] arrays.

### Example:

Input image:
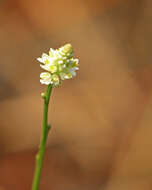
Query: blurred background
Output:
[[1, 0, 152, 189]]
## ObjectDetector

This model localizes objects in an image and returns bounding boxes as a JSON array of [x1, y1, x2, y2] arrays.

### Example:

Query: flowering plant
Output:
[[31, 44, 79, 190]]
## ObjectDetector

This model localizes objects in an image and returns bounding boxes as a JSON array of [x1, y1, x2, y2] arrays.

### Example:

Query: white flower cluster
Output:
[[37, 44, 79, 86]]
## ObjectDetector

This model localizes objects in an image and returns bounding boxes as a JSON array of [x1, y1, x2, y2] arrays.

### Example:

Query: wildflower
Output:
[[37, 44, 79, 86]]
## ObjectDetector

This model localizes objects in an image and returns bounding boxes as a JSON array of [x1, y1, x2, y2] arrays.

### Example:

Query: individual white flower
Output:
[[37, 43, 79, 87], [40, 64, 57, 73], [40, 72, 52, 85], [37, 53, 50, 64]]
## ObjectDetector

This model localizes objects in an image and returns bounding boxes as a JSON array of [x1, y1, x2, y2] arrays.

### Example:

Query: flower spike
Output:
[[37, 43, 79, 87]]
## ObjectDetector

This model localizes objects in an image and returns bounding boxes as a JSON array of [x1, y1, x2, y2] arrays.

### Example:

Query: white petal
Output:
[[69, 68, 76, 77], [59, 73, 66, 80], [73, 66, 79, 71], [40, 64, 50, 71], [37, 57, 44, 63], [49, 48, 56, 54], [42, 53, 49, 58], [63, 73, 73, 79], [40, 72, 51, 79], [58, 60, 63, 64], [74, 58, 79, 64], [40, 79, 52, 85]]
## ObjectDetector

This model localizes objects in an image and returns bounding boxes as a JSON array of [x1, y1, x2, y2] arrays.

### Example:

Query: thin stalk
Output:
[[32, 84, 53, 190]]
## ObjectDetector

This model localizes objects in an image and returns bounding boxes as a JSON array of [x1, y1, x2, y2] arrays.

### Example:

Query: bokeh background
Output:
[[1, 0, 152, 189]]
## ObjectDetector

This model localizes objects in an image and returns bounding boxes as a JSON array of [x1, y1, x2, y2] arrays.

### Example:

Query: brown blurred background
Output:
[[1, 0, 152, 189]]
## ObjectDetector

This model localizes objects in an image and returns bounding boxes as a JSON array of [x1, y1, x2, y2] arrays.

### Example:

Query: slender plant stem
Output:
[[32, 84, 53, 190]]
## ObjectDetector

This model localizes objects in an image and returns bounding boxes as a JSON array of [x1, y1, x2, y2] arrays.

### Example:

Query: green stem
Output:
[[32, 84, 53, 190]]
